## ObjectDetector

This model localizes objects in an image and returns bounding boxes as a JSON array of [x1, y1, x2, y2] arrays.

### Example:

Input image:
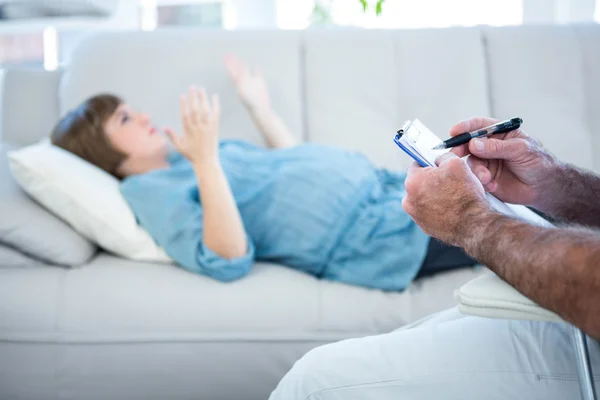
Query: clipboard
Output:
[[393, 118, 552, 228]]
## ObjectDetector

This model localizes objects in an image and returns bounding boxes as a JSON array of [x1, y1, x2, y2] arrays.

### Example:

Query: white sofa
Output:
[[0, 25, 599, 400]]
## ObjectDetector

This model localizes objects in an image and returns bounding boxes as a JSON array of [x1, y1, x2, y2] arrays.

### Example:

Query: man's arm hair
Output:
[[462, 210, 600, 339], [536, 163, 600, 228]]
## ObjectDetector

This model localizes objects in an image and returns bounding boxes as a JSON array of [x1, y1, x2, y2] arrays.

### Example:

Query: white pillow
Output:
[[7, 141, 173, 263]]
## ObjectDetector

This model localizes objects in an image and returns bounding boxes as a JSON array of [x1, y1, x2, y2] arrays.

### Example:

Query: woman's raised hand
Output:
[[224, 54, 271, 111], [165, 86, 221, 164]]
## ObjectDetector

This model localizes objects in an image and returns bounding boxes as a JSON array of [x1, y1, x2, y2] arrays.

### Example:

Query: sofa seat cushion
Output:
[[0, 253, 487, 341], [0, 255, 486, 400]]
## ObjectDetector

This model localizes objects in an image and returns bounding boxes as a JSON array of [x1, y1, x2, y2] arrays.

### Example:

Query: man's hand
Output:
[[449, 117, 559, 209], [401, 117, 600, 339], [402, 153, 492, 248]]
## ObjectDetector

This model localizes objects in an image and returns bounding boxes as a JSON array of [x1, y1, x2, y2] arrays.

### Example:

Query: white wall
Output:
[[223, 0, 277, 29], [60, 0, 600, 32], [523, 0, 596, 24]]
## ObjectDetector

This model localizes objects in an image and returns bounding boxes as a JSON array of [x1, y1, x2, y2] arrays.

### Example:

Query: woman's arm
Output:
[[121, 175, 255, 282], [165, 86, 248, 259], [193, 157, 247, 258], [246, 106, 298, 149], [224, 54, 298, 149]]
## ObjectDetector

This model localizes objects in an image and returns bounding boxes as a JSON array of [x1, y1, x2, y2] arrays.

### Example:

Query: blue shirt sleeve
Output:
[[120, 178, 255, 282]]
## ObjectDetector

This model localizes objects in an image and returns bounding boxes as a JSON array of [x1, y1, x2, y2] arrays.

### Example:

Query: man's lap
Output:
[[270, 308, 600, 400]]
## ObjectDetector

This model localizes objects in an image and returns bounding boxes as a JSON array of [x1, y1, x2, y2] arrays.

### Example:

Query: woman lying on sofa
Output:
[[50, 55, 477, 291]]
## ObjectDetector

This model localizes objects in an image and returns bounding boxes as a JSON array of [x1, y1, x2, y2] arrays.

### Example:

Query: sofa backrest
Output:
[[59, 30, 305, 147], [303, 28, 490, 170], [2, 25, 599, 172], [485, 25, 597, 173]]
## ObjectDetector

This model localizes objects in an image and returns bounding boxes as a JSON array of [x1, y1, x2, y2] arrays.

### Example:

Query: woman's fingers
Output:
[[224, 55, 238, 78], [211, 94, 220, 122], [188, 86, 202, 124], [180, 95, 191, 131], [164, 127, 184, 149], [198, 87, 211, 119], [224, 54, 243, 81], [181, 86, 219, 127]]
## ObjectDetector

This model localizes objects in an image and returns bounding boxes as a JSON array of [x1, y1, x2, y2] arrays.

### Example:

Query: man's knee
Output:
[[270, 344, 343, 400]]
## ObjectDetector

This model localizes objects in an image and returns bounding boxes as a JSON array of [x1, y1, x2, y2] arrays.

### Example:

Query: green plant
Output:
[[311, 1, 333, 25], [360, 0, 385, 15], [311, 0, 385, 26]]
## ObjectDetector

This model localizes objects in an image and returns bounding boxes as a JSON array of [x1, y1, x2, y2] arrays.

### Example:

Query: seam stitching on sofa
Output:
[[0, 336, 360, 344], [538, 373, 600, 382], [53, 268, 68, 400], [53, 269, 67, 332], [303, 370, 548, 399], [481, 28, 495, 116], [0, 69, 5, 142], [317, 281, 323, 331], [572, 25, 595, 170], [392, 30, 400, 143], [299, 31, 309, 143]]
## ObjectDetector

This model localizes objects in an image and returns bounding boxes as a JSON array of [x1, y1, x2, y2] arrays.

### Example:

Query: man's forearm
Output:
[[461, 210, 600, 339], [536, 162, 600, 228], [247, 107, 297, 149]]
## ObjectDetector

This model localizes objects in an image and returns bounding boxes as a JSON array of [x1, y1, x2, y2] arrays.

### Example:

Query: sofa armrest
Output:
[[456, 273, 563, 323], [0, 67, 61, 146]]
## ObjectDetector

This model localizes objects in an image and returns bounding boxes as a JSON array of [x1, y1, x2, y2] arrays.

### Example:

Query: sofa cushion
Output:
[[485, 25, 594, 172], [0, 256, 486, 400], [0, 245, 54, 268], [0, 143, 96, 267], [7, 141, 172, 263], [575, 25, 600, 172], [0, 67, 61, 146], [0, 253, 487, 341]]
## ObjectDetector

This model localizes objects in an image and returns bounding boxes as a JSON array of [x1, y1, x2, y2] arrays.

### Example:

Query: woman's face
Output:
[[104, 103, 168, 159]]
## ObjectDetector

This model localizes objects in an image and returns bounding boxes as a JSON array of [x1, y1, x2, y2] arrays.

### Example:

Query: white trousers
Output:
[[269, 307, 600, 400]]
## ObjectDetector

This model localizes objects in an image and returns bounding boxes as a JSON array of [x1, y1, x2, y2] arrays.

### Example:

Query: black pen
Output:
[[431, 117, 523, 150]]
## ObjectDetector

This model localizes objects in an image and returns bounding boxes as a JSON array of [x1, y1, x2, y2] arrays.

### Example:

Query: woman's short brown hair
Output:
[[51, 94, 127, 177]]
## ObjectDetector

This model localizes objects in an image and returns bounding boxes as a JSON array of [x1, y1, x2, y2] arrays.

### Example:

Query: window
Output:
[[277, 0, 523, 30], [0, 32, 44, 66], [595, 0, 600, 22], [140, 0, 224, 30], [157, 2, 222, 28]]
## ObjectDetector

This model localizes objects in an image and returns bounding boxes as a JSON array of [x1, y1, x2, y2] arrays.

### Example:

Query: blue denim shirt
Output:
[[120, 141, 429, 290]]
